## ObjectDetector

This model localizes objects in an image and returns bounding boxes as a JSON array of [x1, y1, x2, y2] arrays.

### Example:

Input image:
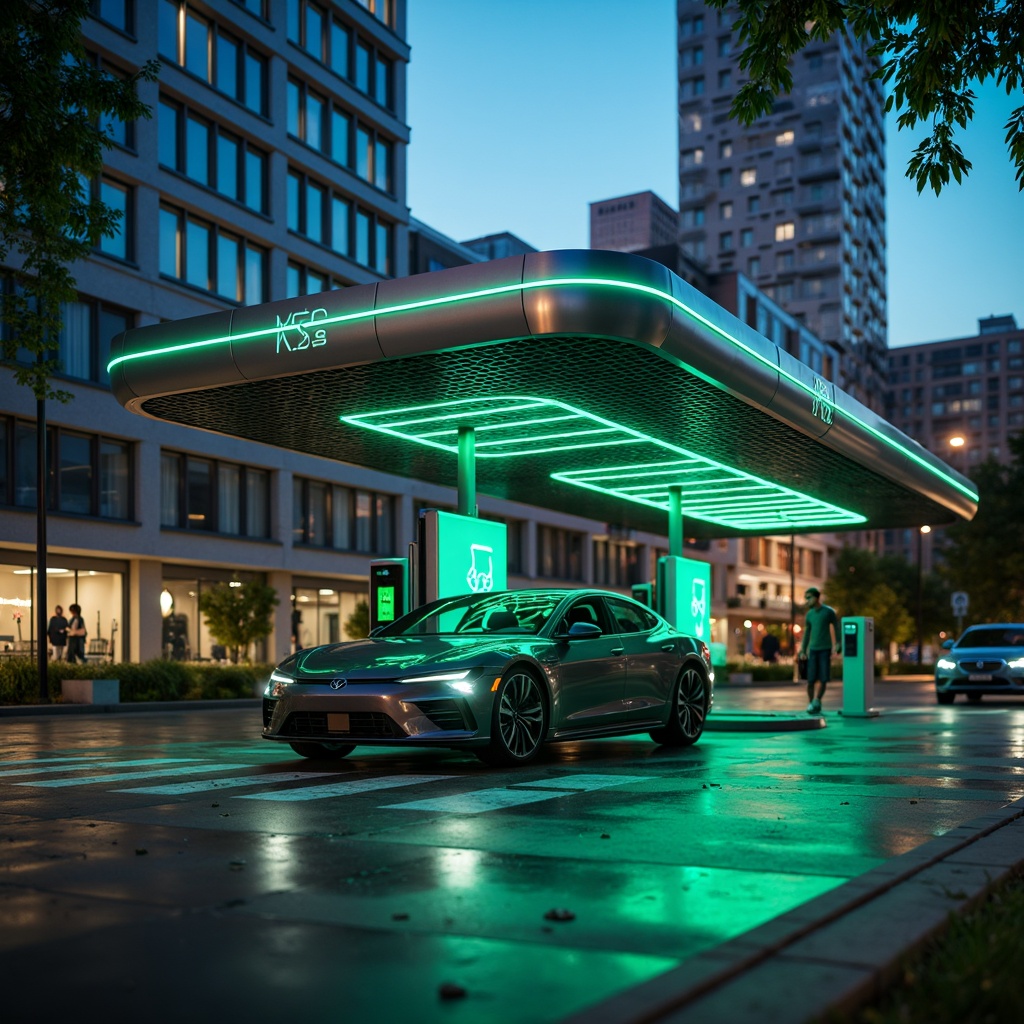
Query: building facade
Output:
[[588, 191, 679, 253], [676, 1, 887, 410], [884, 314, 1024, 567]]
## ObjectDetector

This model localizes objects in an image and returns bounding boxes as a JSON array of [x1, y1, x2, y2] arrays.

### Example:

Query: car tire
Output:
[[967, 693, 983, 703], [476, 668, 547, 767], [288, 741, 356, 759], [650, 664, 709, 747], [936, 692, 956, 705]]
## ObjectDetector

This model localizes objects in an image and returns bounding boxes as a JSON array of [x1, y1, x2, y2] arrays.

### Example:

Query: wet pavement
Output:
[[3, 679, 1024, 1022]]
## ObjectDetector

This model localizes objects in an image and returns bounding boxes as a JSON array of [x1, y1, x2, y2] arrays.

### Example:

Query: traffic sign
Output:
[[951, 591, 969, 616]]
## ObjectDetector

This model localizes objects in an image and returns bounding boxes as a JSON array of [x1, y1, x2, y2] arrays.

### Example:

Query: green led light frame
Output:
[[108, 274, 977, 505], [341, 396, 867, 532]]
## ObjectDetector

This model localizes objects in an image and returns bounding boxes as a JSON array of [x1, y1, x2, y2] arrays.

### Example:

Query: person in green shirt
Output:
[[800, 587, 840, 714]]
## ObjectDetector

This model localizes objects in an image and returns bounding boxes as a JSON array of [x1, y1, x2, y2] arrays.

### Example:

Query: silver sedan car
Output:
[[935, 623, 1024, 703], [262, 588, 713, 766]]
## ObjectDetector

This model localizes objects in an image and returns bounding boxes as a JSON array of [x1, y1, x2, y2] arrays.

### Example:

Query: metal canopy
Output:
[[108, 249, 977, 538]]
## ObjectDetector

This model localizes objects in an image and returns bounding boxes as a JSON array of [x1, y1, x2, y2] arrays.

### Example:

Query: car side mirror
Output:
[[564, 621, 602, 640], [941, 638, 954, 649]]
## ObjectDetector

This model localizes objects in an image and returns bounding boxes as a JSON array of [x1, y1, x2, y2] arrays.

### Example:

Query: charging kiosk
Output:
[[656, 555, 711, 643], [840, 616, 879, 717], [368, 558, 409, 632], [631, 583, 654, 608], [416, 509, 508, 605]]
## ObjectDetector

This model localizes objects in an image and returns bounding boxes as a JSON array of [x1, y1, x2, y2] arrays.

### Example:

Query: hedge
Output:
[[0, 659, 275, 705]]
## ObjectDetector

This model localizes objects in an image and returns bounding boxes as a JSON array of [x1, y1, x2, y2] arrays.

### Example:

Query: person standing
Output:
[[799, 587, 840, 714], [66, 603, 87, 664], [47, 606, 68, 660]]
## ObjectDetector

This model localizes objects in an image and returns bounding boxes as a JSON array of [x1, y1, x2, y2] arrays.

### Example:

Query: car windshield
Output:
[[377, 591, 563, 637], [955, 628, 1024, 649]]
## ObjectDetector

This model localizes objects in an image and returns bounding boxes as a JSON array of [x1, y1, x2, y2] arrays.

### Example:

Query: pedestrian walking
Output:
[[47, 606, 68, 660], [66, 603, 87, 664], [799, 587, 840, 714]]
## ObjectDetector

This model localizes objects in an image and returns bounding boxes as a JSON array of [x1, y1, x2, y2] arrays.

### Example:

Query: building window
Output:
[[90, 53, 136, 148], [356, 0, 396, 29], [740, 167, 757, 186], [718, 68, 731, 89], [680, 207, 704, 228], [775, 130, 795, 146], [159, 203, 266, 303], [775, 221, 795, 242], [593, 540, 640, 588], [97, 178, 132, 261], [56, 297, 132, 387], [537, 526, 584, 581], [748, 256, 761, 276], [89, 0, 133, 33], [741, 228, 754, 247], [158, 0, 267, 116], [286, 262, 330, 298], [718, 168, 732, 187], [293, 478, 394, 552], [719, 231, 733, 251], [748, 195, 760, 214], [719, 201, 732, 220], [719, 141, 733, 158], [0, 416, 132, 519], [161, 451, 269, 537], [159, 97, 267, 213], [287, 169, 356, 256]]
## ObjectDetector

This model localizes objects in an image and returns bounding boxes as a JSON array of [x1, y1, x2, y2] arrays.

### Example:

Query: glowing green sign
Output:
[[425, 511, 508, 602], [344, 397, 866, 532], [658, 556, 711, 639]]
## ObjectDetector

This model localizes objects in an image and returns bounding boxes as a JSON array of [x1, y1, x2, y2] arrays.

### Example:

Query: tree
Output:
[[345, 600, 370, 640], [707, 0, 1024, 194], [198, 580, 280, 664], [940, 435, 1024, 623], [1, 1, 157, 697]]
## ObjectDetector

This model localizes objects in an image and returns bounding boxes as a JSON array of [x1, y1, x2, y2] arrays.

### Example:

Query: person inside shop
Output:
[[291, 607, 304, 652], [760, 631, 780, 663], [65, 603, 87, 664], [47, 605, 68, 660]]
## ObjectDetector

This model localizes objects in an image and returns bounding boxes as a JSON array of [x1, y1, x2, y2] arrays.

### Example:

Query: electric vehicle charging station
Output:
[[368, 558, 409, 632], [415, 509, 507, 605], [657, 555, 711, 644], [841, 616, 879, 717]]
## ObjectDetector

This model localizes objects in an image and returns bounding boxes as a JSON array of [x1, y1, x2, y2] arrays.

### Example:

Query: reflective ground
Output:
[[4, 679, 1024, 1023]]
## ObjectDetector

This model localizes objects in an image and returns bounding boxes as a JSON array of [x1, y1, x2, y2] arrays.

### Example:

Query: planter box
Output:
[[63, 679, 120, 705], [728, 672, 753, 685]]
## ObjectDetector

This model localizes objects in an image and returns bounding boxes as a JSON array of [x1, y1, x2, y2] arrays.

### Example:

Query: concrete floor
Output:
[[3, 679, 1024, 1023]]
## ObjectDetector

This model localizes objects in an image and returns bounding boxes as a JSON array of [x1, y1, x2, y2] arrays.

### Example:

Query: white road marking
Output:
[[17, 763, 249, 788], [0, 756, 106, 767], [115, 772, 337, 795], [234, 774, 452, 802], [0, 758, 201, 778], [385, 774, 653, 813]]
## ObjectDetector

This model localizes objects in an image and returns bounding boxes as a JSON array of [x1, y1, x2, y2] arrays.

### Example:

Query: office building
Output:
[[677, 1, 887, 409], [588, 191, 679, 254], [460, 232, 537, 262]]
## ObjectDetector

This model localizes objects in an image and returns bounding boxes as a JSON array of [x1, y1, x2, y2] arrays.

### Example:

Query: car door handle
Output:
[[611, 647, 624, 655], [661, 644, 675, 651]]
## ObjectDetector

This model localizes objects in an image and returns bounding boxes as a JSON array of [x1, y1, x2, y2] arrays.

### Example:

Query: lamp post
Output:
[[916, 525, 931, 666]]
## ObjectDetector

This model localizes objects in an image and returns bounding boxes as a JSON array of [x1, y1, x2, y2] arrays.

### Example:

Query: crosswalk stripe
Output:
[[510, 774, 654, 791], [386, 773, 656, 813], [0, 758, 201, 779], [234, 774, 452, 802], [0, 756, 106, 768], [17, 763, 250, 788], [115, 771, 337, 795]]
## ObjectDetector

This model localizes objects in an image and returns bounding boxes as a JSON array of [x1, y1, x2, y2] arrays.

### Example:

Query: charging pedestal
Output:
[[841, 616, 879, 717], [368, 558, 409, 633], [656, 555, 711, 643]]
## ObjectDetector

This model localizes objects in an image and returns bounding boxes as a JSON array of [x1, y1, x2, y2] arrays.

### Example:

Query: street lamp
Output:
[[916, 525, 931, 666]]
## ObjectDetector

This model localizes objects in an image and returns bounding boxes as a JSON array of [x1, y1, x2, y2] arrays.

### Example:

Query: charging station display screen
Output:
[[369, 560, 407, 631], [428, 511, 508, 602], [843, 621, 859, 657]]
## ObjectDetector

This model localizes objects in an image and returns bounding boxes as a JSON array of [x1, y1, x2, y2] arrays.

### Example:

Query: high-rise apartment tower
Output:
[[677, 2, 887, 408]]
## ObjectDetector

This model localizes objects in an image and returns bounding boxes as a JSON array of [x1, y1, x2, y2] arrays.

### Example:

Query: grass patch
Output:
[[836, 872, 1024, 1023]]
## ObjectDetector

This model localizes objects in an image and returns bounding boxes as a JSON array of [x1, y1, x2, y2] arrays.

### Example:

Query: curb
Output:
[[705, 712, 826, 732], [0, 699, 260, 717], [563, 798, 1024, 1024]]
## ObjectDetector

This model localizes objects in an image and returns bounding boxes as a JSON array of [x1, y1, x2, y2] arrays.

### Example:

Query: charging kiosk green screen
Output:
[[657, 556, 711, 641], [424, 511, 508, 603], [369, 559, 408, 632]]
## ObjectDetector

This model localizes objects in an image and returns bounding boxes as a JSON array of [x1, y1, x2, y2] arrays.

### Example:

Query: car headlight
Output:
[[936, 658, 956, 671], [268, 669, 293, 697], [396, 669, 471, 684], [1008, 657, 1024, 670]]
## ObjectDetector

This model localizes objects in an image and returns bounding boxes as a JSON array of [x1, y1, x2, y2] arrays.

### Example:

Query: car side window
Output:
[[559, 599, 608, 635], [606, 598, 656, 635]]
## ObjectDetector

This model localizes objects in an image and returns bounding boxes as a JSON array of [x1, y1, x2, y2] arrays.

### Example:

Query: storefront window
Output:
[[291, 581, 366, 649]]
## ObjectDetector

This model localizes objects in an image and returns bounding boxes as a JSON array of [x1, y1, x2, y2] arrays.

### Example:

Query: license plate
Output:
[[968, 673, 992, 682], [327, 713, 350, 732]]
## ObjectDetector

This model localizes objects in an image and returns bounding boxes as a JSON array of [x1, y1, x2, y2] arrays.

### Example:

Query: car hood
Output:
[[949, 645, 1021, 661], [289, 635, 544, 679]]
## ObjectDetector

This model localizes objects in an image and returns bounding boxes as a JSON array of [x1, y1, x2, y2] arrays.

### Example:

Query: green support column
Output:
[[668, 485, 683, 557], [458, 426, 476, 518]]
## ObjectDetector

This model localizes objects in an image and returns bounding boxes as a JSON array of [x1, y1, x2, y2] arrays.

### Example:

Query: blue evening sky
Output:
[[407, 0, 1023, 348]]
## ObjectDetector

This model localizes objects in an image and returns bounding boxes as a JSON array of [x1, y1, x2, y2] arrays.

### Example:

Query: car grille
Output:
[[957, 660, 1004, 672], [412, 698, 475, 731], [279, 711, 404, 739], [262, 698, 275, 728]]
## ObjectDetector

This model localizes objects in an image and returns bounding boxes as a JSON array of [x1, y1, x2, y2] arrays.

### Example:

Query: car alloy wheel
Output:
[[478, 670, 546, 766], [651, 665, 708, 747]]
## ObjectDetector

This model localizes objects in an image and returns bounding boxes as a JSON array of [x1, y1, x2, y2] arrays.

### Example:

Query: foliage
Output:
[[0, 0, 158, 399], [198, 579, 280, 664], [0, 658, 273, 704], [707, 0, 1024, 194], [345, 599, 370, 639], [940, 434, 1024, 624]]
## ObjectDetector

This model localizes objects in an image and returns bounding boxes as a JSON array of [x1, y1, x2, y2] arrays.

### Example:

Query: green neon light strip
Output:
[[108, 277, 976, 504], [342, 395, 867, 531]]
